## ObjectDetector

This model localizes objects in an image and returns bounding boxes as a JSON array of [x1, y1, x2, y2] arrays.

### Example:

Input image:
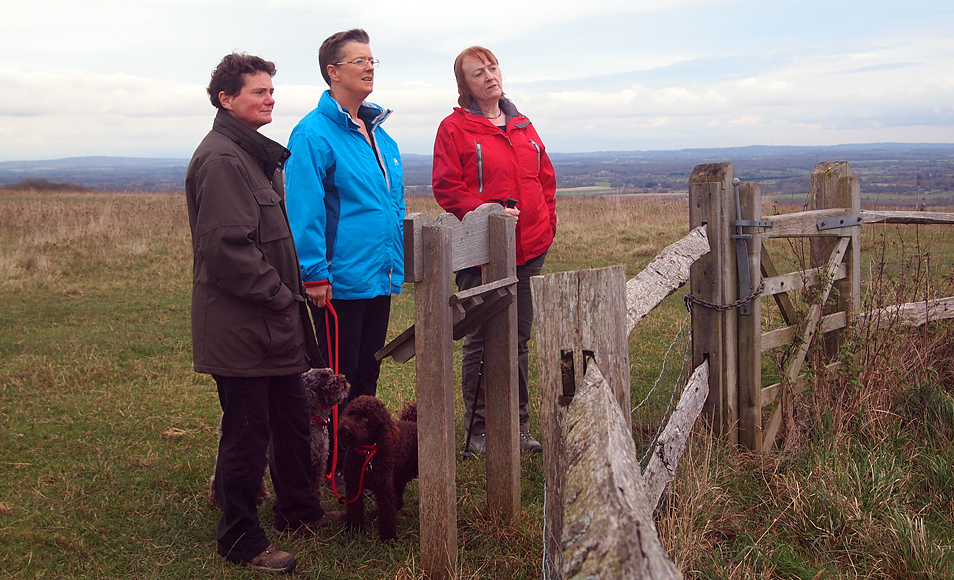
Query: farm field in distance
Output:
[[3, 143, 952, 208]]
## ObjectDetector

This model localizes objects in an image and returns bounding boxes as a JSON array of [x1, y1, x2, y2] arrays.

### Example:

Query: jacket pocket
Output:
[[251, 187, 290, 243], [529, 139, 542, 172], [262, 301, 305, 364]]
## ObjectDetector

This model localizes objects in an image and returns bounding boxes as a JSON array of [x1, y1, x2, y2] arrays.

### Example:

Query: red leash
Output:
[[322, 301, 346, 499], [317, 303, 379, 504], [324, 300, 339, 374], [335, 444, 377, 504]]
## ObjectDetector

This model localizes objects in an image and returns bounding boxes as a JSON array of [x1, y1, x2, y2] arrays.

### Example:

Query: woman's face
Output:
[[219, 71, 275, 130], [461, 54, 502, 106], [330, 41, 375, 98]]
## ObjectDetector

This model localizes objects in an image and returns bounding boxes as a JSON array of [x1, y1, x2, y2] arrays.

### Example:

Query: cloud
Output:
[[0, 0, 952, 159]]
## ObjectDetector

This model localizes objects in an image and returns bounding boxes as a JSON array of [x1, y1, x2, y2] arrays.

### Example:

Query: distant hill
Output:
[[1, 144, 951, 205], [0, 178, 92, 192], [0, 157, 190, 192], [0, 154, 436, 193]]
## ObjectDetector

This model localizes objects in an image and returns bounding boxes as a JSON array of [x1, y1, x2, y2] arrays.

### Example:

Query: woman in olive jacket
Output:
[[185, 53, 337, 573]]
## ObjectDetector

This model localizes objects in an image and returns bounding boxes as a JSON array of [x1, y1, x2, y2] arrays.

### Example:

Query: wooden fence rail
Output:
[[560, 359, 682, 580]]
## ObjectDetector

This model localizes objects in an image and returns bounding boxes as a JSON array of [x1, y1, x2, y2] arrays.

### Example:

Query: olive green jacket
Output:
[[185, 109, 316, 376]]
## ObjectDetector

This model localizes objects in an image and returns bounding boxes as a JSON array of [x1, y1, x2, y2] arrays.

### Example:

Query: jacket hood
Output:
[[212, 108, 290, 178]]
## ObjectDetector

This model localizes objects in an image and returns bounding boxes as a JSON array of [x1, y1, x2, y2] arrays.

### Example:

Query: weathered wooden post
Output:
[[379, 204, 521, 578], [482, 214, 520, 516], [415, 222, 457, 579], [688, 163, 739, 442], [737, 182, 763, 451], [531, 265, 630, 575], [810, 162, 862, 359]]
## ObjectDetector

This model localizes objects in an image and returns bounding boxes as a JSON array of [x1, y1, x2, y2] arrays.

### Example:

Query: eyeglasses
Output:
[[334, 59, 380, 68]]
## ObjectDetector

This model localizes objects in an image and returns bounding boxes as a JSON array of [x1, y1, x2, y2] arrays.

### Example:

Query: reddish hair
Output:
[[453, 46, 501, 108]]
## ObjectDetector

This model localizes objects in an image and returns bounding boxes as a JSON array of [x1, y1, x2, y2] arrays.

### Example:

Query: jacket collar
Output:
[[318, 90, 392, 133], [460, 97, 528, 132], [464, 96, 519, 121], [212, 108, 290, 178]]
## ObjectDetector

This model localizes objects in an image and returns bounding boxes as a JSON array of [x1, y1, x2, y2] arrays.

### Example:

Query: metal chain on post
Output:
[[684, 279, 765, 313]]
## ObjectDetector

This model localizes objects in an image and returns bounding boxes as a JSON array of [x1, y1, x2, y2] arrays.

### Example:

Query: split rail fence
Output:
[[382, 202, 714, 578]]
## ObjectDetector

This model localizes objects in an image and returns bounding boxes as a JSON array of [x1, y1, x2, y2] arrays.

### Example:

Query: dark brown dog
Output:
[[337, 395, 418, 541]]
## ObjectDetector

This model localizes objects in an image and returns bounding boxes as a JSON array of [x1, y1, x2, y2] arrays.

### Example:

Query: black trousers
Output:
[[212, 373, 325, 562], [309, 295, 392, 462], [309, 295, 391, 404]]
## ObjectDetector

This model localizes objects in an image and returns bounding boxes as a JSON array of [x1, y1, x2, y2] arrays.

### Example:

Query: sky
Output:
[[2, 0, 953, 161]]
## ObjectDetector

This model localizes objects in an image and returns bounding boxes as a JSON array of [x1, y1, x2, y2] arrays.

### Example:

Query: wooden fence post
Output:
[[482, 213, 520, 518], [532, 265, 630, 575], [810, 162, 861, 359], [416, 223, 457, 579], [738, 182, 763, 451], [689, 163, 739, 442]]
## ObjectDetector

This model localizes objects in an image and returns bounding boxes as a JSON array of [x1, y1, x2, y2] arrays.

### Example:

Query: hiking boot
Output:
[[520, 431, 542, 454], [244, 544, 296, 574], [466, 432, 486, 456], [272, 511, 345, 538]]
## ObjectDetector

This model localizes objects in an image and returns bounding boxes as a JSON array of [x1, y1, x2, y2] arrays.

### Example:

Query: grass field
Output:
[[1, 190, 953, 579]]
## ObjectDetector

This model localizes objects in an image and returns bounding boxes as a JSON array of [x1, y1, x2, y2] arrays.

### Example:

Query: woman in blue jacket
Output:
[[285, 29, 404, 415]]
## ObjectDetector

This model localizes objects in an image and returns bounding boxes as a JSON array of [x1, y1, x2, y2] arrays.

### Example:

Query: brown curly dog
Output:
[[336, 395, 418, 541]]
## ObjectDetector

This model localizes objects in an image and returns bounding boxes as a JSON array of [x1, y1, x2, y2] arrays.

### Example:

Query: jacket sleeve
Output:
[[192, 157, 294, 311], [285, 129, 332, 285], [537, 133, 558, 236], [431, 118, 485, 220]]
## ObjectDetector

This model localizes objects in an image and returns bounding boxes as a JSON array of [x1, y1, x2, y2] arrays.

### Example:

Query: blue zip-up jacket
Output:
[[285, 91, 405, 300]]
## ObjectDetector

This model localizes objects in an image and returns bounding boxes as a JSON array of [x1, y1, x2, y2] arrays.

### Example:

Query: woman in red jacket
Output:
[[432, 46, 557, 456]]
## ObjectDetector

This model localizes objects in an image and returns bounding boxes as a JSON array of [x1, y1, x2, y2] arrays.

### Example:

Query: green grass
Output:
[[2, 191, 953, 579], [0, 192, 687, 579]]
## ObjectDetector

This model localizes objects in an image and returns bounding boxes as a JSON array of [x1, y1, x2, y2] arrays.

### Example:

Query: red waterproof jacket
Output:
[[432, 99, 557, 265]]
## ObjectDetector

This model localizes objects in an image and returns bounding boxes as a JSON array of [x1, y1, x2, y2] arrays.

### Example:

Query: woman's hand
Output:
[[306, 284, 332, 308], [504, 207, 520, 222]]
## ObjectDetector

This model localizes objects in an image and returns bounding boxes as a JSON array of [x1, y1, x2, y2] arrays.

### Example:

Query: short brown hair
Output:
[[318, 29, 371, 86], [453, 46, 500, 108], [207, 53, 276, 109]]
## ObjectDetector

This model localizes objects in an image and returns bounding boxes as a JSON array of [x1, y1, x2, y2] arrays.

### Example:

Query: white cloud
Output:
[[0, 0, 952, 159]]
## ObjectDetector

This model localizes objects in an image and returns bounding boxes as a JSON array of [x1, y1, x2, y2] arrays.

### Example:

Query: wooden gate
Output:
[[689, 161, 861, 450], [690, 161, 954, 451]]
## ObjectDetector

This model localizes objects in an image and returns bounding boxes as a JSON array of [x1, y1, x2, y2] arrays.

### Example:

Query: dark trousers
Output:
[[212, 373, 324, 562], [456, 252, 546, 436], [309, 295, 391, 459]]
